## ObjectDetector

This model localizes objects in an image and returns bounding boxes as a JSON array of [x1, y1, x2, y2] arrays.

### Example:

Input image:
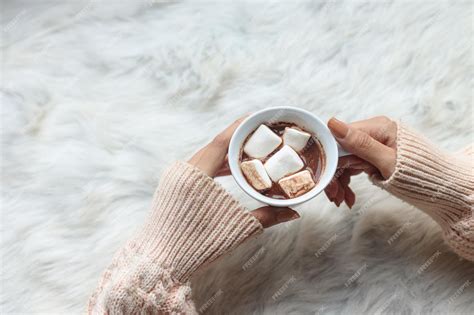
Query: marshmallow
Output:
[[283, 127, 311, 151], [264, 145, 304, 181], [278, 170, 316, 198], [240, 159, 272, 191], [243, 125, 282, 159]]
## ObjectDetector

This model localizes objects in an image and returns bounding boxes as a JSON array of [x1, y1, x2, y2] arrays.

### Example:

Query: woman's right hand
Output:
[[324, 116, 398, 208]]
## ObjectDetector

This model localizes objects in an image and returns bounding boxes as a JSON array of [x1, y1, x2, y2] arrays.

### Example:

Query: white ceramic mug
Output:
[[228, 106, 349, 207]]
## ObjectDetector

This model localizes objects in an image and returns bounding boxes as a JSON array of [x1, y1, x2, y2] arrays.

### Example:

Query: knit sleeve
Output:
[[374, 123, 473, 261], [87, 162, 263, 314]]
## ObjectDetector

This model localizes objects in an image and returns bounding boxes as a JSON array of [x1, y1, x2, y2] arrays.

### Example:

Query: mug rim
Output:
[[228, 106, 338, 207]]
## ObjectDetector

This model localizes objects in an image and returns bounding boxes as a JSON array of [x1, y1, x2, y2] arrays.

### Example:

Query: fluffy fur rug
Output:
[[1, 1, 473, 314]]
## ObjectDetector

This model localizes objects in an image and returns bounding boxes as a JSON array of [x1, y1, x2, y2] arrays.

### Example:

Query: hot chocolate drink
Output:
[[239, 122, 325, 199]]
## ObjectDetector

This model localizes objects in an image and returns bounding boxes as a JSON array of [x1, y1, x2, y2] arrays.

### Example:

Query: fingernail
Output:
[[277, 209, 300, 223], [328, 118, 349, 139]]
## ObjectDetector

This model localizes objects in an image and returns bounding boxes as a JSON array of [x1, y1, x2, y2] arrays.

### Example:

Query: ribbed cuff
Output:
[[373, 123, 473, 260], [134, 161, 263, 282], [376, 123, 472, 226]]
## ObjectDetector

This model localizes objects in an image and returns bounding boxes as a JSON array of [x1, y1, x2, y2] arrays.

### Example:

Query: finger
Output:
[[325, 189, 338, 205], [339, 170, 351, 187], [344, 186, 356, 209], [251, 206, 300, 228], [188, 117, 247, 177], [348, 168, 364, 176], [338, 155, 376, 173], [328, 118, 396, 179], [337, 155, 366, 169], [325, 178, 339, 201], [329, 158, 363, 205], [215, 156, 231, 177], [335, 180, 345, 207], [355, 163, 379, 177], [341, 163, 379, 178], [336, 170, 355, 209], [348, 116, 397, 145], [215, 162, 231, 177]]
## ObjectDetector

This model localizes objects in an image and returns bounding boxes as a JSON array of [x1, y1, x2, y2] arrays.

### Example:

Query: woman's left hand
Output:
[[188, 117, 300, 228]]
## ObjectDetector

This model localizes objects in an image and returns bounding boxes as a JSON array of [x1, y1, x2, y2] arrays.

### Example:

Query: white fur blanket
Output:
[[1, 1, 473, 314]]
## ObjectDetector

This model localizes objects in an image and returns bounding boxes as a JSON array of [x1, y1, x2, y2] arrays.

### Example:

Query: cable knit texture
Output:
[[87, 162, 263, 314], [375, 123, 473, 261]]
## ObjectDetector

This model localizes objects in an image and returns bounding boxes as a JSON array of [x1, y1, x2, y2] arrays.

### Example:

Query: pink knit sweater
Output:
[[376, 124, 473, 260], [87, 124, 473, 314]]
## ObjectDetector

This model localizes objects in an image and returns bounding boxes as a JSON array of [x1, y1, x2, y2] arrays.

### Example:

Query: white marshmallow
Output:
[[243, 125, 282, 159], [240, 159, 272, 191], [283, 127, 311, 151], [264, 145, 304, 181], [278, 170, 316, 198]]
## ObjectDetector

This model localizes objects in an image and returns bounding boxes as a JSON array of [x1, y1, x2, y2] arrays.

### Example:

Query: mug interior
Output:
[[228, 107, 338, 207]]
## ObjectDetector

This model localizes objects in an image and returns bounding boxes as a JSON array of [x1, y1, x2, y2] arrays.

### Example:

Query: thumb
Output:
[[328, 118, 396, 179], [251, 206, 300, 228]]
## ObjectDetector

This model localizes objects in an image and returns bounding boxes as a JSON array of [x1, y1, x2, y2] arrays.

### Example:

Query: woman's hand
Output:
[[188, 117, 300, 228], [325, 116, 398, 208]]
